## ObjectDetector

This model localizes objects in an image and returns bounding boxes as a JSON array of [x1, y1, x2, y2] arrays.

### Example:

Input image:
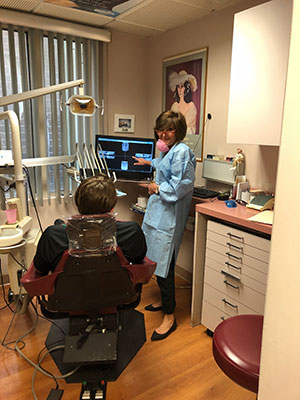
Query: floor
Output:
[[0, 276, 256, 400]]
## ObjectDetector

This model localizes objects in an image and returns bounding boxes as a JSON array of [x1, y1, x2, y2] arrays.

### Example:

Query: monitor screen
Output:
[[95, 134, 156, 181]]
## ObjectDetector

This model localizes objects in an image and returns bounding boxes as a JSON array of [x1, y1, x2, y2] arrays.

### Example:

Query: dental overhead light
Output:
[[66, 94, 99, 116], [65, 85, 104, 116]]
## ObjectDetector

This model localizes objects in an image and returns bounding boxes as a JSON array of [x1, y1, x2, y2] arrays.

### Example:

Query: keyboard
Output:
[[193, 187, 219, 199]]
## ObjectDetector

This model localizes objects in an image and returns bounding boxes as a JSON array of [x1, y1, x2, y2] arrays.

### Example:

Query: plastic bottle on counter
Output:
[[231, 183, 237, 199]]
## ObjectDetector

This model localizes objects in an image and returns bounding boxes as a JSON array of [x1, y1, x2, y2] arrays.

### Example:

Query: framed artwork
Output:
[[114, 114, 135, 133], [162, 48, 208, 161]]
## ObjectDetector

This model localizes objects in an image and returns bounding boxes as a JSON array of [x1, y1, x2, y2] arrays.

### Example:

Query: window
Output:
[[0, 25, 102, 203]]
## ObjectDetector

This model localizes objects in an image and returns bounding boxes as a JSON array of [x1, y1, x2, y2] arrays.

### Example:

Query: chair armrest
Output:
[[125, 257, 156, 284], [20, 250, 69, 296]]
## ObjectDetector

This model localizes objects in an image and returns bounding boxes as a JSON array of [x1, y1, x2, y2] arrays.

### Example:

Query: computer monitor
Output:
[[95, 134, 156, 181]]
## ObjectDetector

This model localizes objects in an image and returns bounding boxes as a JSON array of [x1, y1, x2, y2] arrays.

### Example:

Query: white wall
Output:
[[106, 1, 279, 192], [259, 1, 300, 397], [105, 0, 279, 275], [105, 31, 149, 137], [145, 0, 276, 191]]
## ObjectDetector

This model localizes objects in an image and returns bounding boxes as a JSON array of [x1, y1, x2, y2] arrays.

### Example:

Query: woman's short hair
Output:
[[154, 110, 187, 142], [75, 174, 117, 215]]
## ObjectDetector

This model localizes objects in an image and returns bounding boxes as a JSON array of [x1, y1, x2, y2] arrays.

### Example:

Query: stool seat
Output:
[[212, 314, 263, 393]]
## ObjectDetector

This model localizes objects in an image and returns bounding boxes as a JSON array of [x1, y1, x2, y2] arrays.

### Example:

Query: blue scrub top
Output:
[[142, 142, 196, 278]]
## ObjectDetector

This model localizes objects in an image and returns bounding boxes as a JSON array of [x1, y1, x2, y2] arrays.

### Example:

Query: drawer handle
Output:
[[222, 298, 238, 309], [227, 232, 244, 242], [223, 280, 240, 290], [221, 270, 240, 281], [226, 252, 242, 262], [225, 261, 241, 270], [226, 242, 243, 252]]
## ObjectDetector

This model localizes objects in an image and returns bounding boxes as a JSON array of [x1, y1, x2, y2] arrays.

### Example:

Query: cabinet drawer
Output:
[[201, 300, 231, 332], [207, 230, 269, 263], [204, 266, 266, 314], [206, 248, 268, 284], [206, 239, 269, 273], [203, 283, 260, 318], [207, 220, 270, 252], [206, 256, 266, 295]]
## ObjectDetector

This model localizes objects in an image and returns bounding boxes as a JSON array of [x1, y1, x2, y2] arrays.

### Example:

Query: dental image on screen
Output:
[[96, 135, 155, 181]]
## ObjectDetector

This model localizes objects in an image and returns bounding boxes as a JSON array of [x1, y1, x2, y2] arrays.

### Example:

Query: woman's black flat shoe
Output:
[[151, 320, 177, 341], [144, 304, 162, 312]]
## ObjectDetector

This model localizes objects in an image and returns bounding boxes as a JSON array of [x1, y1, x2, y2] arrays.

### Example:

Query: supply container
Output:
[[5, 208, 17, 224]]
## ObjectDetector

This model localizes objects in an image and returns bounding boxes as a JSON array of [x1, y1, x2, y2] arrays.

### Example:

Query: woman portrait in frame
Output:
[[163, 48, 208, 160]]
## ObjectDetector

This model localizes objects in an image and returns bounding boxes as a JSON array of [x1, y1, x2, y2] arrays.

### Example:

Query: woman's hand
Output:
[[147, 182, 159, 195], [132, 156, 151, 166]]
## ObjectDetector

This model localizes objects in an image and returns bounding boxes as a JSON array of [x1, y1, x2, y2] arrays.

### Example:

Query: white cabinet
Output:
[[226, 0, 292, 145], [201, 220, 270, 332]]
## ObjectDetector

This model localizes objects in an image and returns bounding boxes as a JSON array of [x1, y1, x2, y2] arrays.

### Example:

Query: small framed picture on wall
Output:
[[114, 114, 135, 133]]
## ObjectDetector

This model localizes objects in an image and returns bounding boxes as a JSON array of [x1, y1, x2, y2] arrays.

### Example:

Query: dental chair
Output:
[[21, 214, 156, 400]]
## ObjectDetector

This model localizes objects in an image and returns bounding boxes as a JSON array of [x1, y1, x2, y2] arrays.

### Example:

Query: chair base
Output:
[[45, 309, 146, 383]]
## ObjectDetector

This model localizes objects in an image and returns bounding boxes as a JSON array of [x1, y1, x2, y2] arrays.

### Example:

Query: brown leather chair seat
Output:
[[212, 314, 263, 393]]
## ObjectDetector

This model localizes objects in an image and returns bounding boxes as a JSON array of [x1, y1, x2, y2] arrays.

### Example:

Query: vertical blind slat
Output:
[[75, 38, 84, 153], [83, 38, 92, 147], [66, 36, 76, 193], [8, 24, 19, 149], [57, 33, 70, 202], [0, 25, 9, 149], [18, 27, 35, 196], [28, 28, 44, 205], [102, 42, 108, 135], [94, 40, 101, 135], [47, 32, 61, 204], [18, 27, 33, 156]]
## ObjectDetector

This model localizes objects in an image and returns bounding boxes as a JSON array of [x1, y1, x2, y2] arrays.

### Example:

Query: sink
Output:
[[0, 226, 23, 247]]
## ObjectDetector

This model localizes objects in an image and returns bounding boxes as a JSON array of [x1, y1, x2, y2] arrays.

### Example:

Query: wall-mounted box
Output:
[[202, 158, 236, 185], [227, 0, 292, 146]]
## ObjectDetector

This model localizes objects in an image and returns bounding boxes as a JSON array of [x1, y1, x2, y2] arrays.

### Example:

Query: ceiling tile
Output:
[[0, 0, 244, 38], [105, 20, 164, 38], [117, 0, 208, 30], [175, 0, 240, 9], [34, 2, 112, 26], [0, 0, 40, 12]]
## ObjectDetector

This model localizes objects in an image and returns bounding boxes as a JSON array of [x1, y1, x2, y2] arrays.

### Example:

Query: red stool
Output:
[[212, 314, 263, 394]]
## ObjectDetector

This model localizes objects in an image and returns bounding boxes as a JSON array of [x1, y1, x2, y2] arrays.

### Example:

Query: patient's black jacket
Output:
[[33, 221, 147, 275]]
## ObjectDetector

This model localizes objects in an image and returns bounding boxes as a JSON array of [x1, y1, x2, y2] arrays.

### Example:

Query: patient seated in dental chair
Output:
[[21, 195, 155, 368], [33, 174, 147, 276]]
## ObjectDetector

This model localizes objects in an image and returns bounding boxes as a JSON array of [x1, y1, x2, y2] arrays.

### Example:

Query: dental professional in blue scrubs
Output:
[[133, 111, 196, 341]]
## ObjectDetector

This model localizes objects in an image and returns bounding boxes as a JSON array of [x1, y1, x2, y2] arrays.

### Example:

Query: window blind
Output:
[[0, 24, 103, 204]]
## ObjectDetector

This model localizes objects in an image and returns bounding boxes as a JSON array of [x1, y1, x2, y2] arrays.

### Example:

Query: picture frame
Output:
[[114, 114, 135, 133], [162, 48, 208, 161]]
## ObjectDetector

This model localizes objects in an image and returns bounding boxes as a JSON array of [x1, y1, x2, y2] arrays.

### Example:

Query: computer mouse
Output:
[[225, 200, 237, 208]]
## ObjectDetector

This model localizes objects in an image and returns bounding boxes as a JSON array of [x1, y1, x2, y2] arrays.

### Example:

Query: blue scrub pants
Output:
[[156, 252, 176, 314]]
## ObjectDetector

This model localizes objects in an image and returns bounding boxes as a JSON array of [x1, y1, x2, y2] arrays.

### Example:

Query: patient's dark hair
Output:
[[75, 174, 117, 215]]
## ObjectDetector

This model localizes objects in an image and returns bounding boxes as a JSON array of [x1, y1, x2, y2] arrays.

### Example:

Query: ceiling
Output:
[[0, 0, 243, 38]]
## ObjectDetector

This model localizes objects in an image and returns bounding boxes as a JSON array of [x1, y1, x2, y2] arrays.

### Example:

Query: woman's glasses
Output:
[[155, 129, 175, 136]]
